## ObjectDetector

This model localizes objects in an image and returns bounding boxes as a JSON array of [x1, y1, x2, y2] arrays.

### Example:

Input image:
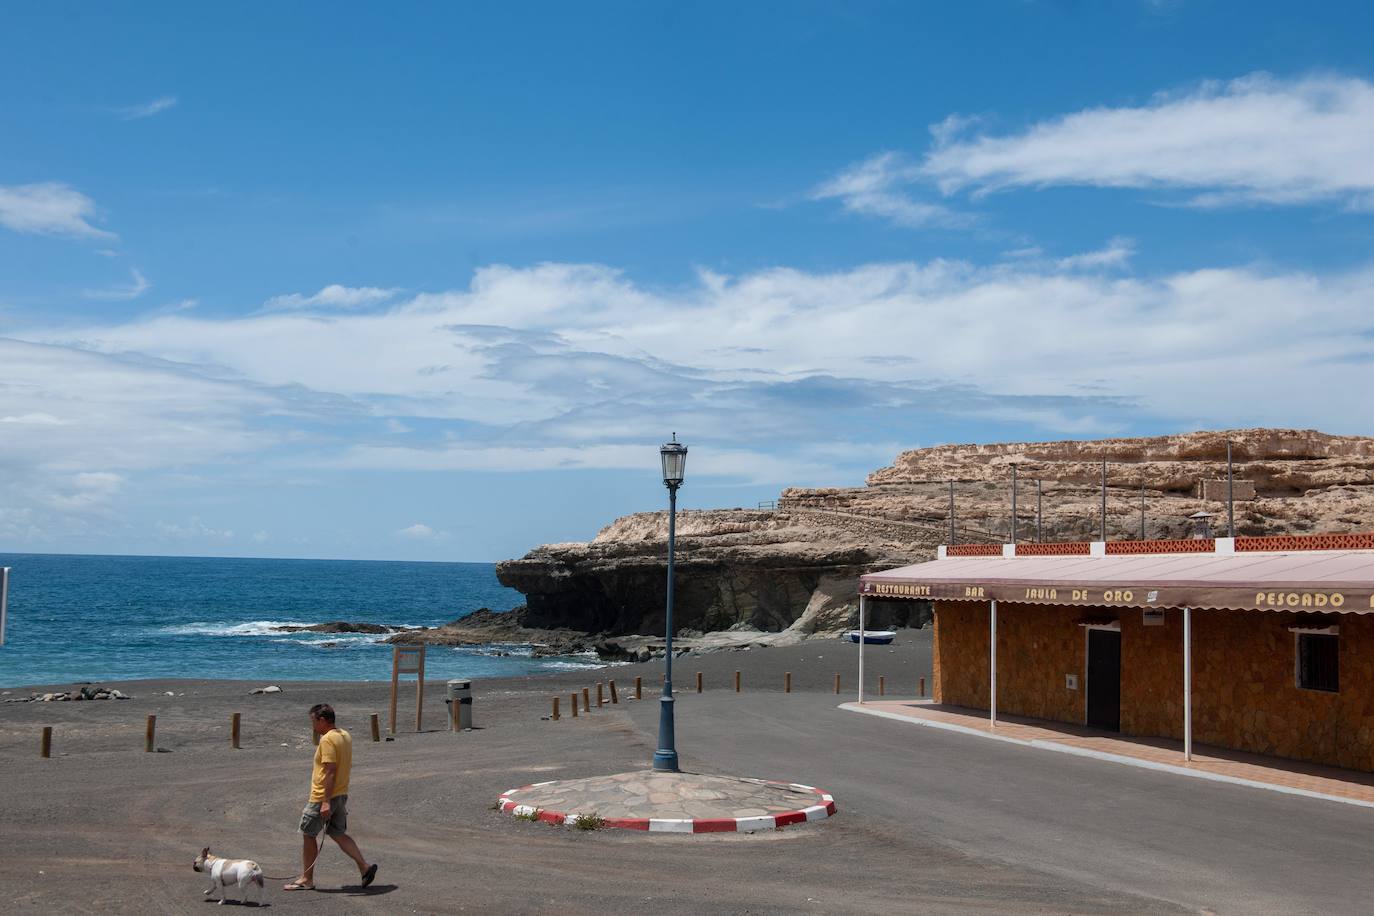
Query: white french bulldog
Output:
[[193, 846, 266, 905]]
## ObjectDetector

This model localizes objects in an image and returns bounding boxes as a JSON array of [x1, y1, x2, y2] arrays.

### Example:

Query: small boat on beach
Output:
[[845, 630, 896, 645]]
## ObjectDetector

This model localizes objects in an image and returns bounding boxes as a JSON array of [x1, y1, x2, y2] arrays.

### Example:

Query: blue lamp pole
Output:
[[653, 434, 687, 772]]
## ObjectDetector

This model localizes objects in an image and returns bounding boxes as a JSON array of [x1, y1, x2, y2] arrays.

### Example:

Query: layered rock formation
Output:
[[496, 510, 926, 643], [494, 429, 1374, 647]]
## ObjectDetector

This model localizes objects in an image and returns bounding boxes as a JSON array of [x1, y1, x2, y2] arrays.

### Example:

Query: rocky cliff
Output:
[[495, 429, 1374, 645]]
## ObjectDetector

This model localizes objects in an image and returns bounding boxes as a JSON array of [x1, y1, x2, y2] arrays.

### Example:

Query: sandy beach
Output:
[[1, 633, 960, 915]]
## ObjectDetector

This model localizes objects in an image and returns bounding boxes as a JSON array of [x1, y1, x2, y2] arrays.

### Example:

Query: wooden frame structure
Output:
[[389, 645, 426, 734]]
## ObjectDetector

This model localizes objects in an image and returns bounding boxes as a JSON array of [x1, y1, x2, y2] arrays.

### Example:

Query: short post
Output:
[[785, 671, 792, 693], [389, 650, 400, 734], [231, 712, 241, 749], [450, 696, 460, 732], [596, 682, 605, 708], [571, 692, 579, 717], [834, 673, 840, 695], [582, 687, 591, 713], [369, 713, 380, 742], [552, 697, 561, 721], [879, 676, 886, 696], [919, 676, 926, 698], [695, 672, 703, 693], [609, 680, 619, 704], [635, 676, 643, 700], [41, 726, 52, 758], [145, 714, 156, 753], [735, 670, 741, 693], [415, 650, 426, 733]]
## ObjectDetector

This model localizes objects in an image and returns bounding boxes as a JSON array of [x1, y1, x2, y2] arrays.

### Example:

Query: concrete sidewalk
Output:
[[846, 699, 1374, 808]]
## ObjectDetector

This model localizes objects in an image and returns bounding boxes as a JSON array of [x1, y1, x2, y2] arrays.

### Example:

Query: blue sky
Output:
[[3, 1, 1374, 561]]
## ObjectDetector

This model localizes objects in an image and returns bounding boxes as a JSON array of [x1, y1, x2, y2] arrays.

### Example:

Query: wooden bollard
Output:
[[552, 696, 561, 721], [231, 712, 241, 749], [609, 680, 619, 704], [879, 676, 886, 696], [834, 673, 841, 694], [145, 715, 156, 753], [582, 687, 591, 713], [919, 676, 926, 698], [635, 676, 642, 700], [450, 696, 461, 732], [41, 726, 52, 758], [785, 671, 792, 693], [696, 672, 703, 693], [596, 682, 605, 707], [735, 670, 741, 693], [370, 713, 380, 742], [570, 692, 579, 717]]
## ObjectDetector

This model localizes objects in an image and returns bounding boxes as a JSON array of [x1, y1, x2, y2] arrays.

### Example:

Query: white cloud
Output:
[[1054, 238, 1136, 272], [0, 182, 115, 239], [810, 152, 971, 228], [5, 250, 1374, 547], [50, 472, 125, 510], [83, 267, 151, 301], [397, 523, 446, 540], [251, 530, 270, 543], [1, 412, 65, 425], [157, 517, 234, 540], [263, 284, 400, 311], [115, 95, 177, 120], [31, 255, 1374, 452], [922, 73, 1374, 208]]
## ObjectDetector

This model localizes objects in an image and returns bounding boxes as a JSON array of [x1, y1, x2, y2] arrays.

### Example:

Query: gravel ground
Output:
[[0, 631, 1195, 914]]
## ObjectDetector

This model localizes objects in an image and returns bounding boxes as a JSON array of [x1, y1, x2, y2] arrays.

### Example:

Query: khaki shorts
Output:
[[299, 794, 348, 837]]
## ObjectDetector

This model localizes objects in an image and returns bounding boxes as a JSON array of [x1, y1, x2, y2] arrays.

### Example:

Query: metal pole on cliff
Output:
[[1010, 464, 1018, 545], [1227, 440, 1236, 538], [654, 435, 687, 772], [1100, 458, 1108, 542], [1140, 480, 1146, 540], [948, 481, 955, 545], [1036, 480, 1042, 543]]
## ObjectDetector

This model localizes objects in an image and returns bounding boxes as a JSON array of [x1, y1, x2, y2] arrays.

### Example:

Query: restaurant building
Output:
[[857, 533, 1374, 773]]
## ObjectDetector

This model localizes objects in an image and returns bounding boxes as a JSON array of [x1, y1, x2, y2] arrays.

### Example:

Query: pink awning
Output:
[[859, 550, 1374, 613]]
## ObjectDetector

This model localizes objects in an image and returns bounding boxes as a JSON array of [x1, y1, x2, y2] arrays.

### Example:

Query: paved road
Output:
[[5, 634, 1371, 914], [631, 688, 1374, 915]]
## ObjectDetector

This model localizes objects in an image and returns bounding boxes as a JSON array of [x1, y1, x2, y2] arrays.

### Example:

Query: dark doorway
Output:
[[1086, 629, 1121, 732]]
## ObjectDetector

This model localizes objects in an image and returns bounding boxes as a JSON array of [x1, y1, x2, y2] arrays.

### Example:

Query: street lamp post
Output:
[[653, 434, 687, 772]]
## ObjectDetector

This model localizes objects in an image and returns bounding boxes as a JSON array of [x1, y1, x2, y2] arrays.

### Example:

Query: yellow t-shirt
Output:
[[310, 728, 352, 803]]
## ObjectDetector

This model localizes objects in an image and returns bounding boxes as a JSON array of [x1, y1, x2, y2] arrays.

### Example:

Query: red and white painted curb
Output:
[[497, 780, 837, 833]]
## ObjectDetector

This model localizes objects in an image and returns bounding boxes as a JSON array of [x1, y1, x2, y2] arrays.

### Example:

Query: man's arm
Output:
[[320, 762, 338, 817]]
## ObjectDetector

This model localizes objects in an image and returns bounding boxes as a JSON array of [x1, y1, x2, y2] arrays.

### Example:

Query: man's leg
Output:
[[330, 831, 370, 876], [300, 832, 319, 886], [288, 803, 323, 889]]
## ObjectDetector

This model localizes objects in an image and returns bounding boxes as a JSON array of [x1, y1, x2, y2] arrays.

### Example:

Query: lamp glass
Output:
[[660, 441, 687, 486]]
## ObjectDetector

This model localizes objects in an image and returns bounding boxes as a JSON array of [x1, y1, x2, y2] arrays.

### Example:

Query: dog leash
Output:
[[258, 836, 330, 882]]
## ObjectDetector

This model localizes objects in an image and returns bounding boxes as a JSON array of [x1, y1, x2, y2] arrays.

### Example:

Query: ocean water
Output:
[[0, 553, 607, 686]]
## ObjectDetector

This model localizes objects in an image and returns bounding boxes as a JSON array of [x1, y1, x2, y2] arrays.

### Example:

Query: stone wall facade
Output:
[[932, 600, 1374, 773]]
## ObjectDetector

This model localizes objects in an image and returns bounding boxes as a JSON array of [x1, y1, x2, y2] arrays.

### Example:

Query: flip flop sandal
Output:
[[283, 881, 315, 891], [361, 864, 378, 888]]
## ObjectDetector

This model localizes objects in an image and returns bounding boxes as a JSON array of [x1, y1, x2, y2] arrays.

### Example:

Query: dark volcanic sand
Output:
[[1, 632, 1186, 914]]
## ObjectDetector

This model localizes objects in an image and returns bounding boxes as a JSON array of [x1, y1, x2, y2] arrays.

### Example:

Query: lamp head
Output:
[[660, 434, 687, 488]]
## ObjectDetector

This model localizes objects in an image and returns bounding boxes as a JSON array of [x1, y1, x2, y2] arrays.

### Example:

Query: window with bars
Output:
[[1297, 633, 1339, 693]]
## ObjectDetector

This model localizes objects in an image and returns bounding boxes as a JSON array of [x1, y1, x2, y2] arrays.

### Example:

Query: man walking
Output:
[[284, 703, 378, 891]]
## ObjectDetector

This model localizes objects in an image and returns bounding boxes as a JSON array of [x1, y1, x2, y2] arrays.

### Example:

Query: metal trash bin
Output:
[[445, 679, 473, 730]]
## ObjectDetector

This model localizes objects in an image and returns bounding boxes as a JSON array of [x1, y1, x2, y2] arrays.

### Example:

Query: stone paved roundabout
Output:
[[498, 770, 837, 833]]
